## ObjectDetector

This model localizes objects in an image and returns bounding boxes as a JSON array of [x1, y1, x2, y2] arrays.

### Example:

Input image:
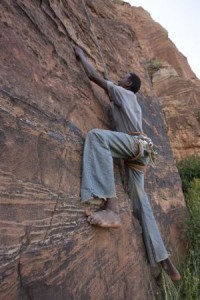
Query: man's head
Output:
[[118, 73, 141, 93]]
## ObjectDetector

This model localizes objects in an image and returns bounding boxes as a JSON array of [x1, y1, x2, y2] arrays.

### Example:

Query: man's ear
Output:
[[126, 80, 132, 87]]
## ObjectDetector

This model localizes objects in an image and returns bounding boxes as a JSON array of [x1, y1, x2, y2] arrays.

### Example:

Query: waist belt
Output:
[[125, 160, 147, 172], [125, 141, 147, 173], [125, 132, 158, 171]]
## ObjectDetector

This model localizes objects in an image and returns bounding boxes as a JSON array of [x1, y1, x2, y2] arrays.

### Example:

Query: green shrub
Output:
[[177, 155, 200, 194], [181, 179, 200, 300], [161, 270, 180, 300], [186, 179, 200, 245], [147, 59, 164, 80], [161, 179, 200, 300], [162, 157, 200, 299]]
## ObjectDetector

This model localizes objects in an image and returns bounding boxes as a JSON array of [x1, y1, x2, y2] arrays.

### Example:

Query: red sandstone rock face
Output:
[[153, 71, 200, 160], [115, 2, 200, 160], [0, 1, 191, 299]]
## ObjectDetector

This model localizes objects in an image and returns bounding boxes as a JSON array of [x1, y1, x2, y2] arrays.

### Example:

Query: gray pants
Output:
[[81, 129, 168, 265]]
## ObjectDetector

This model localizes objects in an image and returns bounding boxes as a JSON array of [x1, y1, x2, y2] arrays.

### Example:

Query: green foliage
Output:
[[161, 270, 180, 300], [147, 59, 164, 79], [161, 179, 200, 300], [181, 179, 200, 300], [182, 253, 200, 300], [177, 155, 200, 194], [162, 158, 200, 299], [186, 179, 200, 246]]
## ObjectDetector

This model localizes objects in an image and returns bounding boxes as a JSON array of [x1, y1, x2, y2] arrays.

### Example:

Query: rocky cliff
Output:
[[0, 0, 198, 299]]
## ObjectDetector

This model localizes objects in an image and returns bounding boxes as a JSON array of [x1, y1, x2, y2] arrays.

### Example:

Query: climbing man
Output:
[[74, 45, 181, 281]]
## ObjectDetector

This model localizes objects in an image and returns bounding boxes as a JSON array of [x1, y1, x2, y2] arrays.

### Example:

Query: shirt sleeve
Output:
[[106, 81, 124, 107]]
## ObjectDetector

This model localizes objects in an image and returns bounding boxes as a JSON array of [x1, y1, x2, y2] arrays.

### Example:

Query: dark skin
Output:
[[75, 45, 133, 228], [75, 46, 181, 280], [74, 46, 134, 95]]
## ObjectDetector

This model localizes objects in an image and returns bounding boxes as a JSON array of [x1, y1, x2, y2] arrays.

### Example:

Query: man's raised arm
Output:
[[74, 46, 108, 93]]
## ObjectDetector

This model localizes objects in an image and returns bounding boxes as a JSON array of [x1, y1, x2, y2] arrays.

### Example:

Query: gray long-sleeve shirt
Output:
[[107, 81, 143, 134]]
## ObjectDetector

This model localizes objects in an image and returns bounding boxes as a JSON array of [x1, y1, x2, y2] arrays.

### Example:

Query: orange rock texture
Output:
[[125, 5, 200, 160], [0, 0, 197, 299]]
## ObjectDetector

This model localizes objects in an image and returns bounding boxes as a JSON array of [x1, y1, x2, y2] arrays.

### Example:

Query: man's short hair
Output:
[[129, 73, 141, 93]]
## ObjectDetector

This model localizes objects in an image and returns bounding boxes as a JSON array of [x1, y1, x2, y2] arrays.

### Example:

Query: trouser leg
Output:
[[127, 167, 168, 265], [81, 129, 139, 202], [80, 128, 168, 264]]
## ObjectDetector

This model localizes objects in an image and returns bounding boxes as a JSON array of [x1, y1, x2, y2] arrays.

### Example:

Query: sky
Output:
[[125, 0, 200, 79]]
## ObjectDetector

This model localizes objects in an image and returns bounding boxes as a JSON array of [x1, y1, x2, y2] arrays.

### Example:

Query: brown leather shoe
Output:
[[160, 258, 182, 281]]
